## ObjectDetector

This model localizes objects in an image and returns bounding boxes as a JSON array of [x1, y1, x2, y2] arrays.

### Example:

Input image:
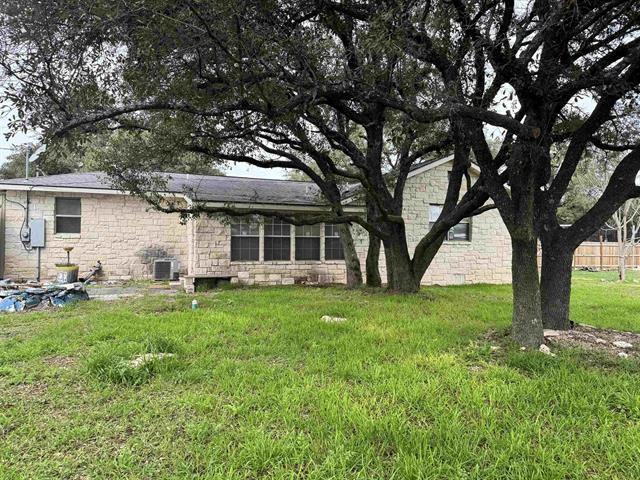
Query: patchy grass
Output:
[[1, 272, 640, 479]]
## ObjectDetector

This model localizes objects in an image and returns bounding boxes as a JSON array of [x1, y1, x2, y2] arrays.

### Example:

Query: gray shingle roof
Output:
[[0, 156, 454, 206], [0, 172, 326, 206]]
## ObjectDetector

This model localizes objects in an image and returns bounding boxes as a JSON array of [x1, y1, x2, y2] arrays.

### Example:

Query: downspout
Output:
[[183, 194, 195, 289]]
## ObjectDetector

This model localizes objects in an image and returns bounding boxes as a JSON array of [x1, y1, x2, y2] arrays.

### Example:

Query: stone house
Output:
[[0, 156, 512, 289]]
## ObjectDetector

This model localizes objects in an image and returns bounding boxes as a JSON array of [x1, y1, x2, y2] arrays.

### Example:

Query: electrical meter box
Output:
[[30, 219, 46, 248]]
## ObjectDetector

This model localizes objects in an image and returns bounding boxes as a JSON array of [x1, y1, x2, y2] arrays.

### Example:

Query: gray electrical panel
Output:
[[30, 219, 46, 248]]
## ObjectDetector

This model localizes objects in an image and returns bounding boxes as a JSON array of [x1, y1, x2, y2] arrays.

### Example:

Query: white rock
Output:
[[321, 315, 347, 323], [618, 352, 629, 358], [490, 346, 500, 351], [128, 352, 174, 368], [543, 329, 562, 338], [595, 338, 607, 344], [538, 344, 557, 356], [612, 340, 633, 349]]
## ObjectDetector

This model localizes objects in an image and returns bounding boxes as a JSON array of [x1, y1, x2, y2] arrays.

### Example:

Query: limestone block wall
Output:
[[399, 163, 512, 285], [188, 162, 512, 287], [188, 217, 347, 286], [1, 191, 188, 281]]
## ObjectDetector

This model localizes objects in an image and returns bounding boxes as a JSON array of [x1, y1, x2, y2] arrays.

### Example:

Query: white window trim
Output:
[[229, 220, 260, 263], [229, 220, 346, 264], [428, 204, 472, 243], [54, 197, 82, 235]]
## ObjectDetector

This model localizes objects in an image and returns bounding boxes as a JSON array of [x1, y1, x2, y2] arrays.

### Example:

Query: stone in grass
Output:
[[595, 338, 608, 345], [618, 352, 630, 358], [128, 353, 174, 368], [612, 340, 633, 349], [321, 315, 347, 323], [543, 329, 563, 338], [538, 344, 556, 357]]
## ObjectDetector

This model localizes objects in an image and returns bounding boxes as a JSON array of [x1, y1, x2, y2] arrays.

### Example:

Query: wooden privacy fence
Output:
[[539, 242, 640, 270]]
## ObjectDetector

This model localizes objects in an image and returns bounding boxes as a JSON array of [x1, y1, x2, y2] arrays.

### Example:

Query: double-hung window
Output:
[[295, 224, 321, 260], [230, 220, 259, 261], [55, 198, 82, 234], [264, 219, 291, 261], [429, 204, 471, 241], [324, 224, 345, 260]]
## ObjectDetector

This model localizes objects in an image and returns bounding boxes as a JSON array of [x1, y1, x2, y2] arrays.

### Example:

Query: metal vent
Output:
[[153, 260, 172, 280]]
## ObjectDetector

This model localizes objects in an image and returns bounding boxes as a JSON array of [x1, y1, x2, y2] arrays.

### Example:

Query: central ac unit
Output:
[[153, 258, 180, 281]]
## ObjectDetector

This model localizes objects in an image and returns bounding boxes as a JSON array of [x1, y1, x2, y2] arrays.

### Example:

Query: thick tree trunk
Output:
[[383, 226, 420, 293], [366, 233, 382, 287], [338, 224, 363, 288], [511, 237, 544, 347], [540, 245, 573, 330], [412, 234, 446, 282]]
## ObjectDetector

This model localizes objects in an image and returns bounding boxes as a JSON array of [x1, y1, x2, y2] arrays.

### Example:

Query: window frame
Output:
[[324, 223, 345, 261], [230, 220, 260, 262], [263, 218, 291, 261], [428, 204, 471, 242], [54, 197, 82, 234], [295, 224, 321, 261]]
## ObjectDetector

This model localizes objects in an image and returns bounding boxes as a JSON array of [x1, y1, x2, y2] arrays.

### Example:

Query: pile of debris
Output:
[[543, 324, 638, 358], [0, 280, 89, 312]]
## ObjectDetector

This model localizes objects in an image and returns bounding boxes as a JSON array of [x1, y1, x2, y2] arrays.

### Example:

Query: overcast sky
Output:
[[0, 109, 37, 164]]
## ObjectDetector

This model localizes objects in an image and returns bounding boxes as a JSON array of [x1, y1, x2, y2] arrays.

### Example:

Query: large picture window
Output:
[[230, 220, 259, 261], [55, 198, 81, 234], [295, 224, 321, 260], [324, 224, 345, 260], [264, 219, 291, 261], [429, 204, 471, 241]]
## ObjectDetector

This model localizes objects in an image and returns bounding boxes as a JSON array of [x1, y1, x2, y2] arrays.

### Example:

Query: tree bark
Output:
[[366, 232, 382, 287], [338, 223, 363, 288], [540, 244, 573, 330], [383, 225, 420, 293], [511, 237, 544, 347]]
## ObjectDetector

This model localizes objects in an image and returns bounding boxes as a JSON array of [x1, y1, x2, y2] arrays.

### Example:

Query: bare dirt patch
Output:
[[43, 355, 78, 369], [544, 324, 640, 357], [11, 381, 48, 399]]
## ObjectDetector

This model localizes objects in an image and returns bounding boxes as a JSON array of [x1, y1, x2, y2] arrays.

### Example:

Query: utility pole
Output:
[[25, 147, 30, 179]]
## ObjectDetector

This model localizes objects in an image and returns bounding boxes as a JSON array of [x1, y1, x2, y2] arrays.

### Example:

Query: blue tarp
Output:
[[0, 282, 89, 312]]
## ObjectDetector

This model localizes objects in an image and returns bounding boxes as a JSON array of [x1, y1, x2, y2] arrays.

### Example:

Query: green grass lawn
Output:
[[1, 272, 640, 479]]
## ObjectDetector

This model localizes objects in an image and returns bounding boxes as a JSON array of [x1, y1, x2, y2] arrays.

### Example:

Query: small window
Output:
[[231, 220, 259, 261], [295, 224, 320, 260], [264, 218, 291, 261], [55, 198, 81, 234], [429, 204, 470, 241], [324, 224, 345, 260]]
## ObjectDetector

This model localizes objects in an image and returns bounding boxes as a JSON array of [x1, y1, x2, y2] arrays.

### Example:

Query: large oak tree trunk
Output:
[[540, 244, 573, 330], [511, 237, 544, 347], [383, 225, 420, 293], [338, 224, 363, 288], [366, 233, 382, 287]]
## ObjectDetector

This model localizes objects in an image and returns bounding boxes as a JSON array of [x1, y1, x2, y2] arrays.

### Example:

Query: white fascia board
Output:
[[200, 201, 365, 213], [0, 184, 184, 200], [0, 184, 128, 195], [406, 154, 482, 179], [0, 185, 365, 212]]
